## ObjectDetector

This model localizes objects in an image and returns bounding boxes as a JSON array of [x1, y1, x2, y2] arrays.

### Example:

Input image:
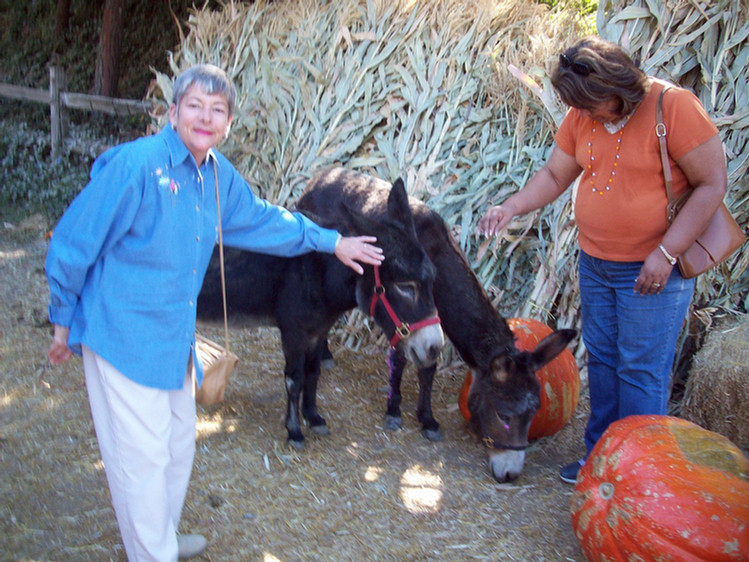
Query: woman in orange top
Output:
[[478, 36, 726, 484]]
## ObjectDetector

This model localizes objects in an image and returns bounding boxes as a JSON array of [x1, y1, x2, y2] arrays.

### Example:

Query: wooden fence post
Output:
[[49, 64, 67, 158], [1, 68, 154, 154]]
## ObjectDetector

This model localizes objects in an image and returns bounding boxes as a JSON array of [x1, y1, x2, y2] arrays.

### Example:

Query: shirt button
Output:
[[196, 236, 200, 242], [189, 300, 194, 307], [196, 205, 200, 211]]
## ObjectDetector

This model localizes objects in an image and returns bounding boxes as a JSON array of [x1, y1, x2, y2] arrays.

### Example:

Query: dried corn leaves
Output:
[[153, 0, 748, 359]]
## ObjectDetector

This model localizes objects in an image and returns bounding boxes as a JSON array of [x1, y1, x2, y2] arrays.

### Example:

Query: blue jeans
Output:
[[579, 251, 694, 455]]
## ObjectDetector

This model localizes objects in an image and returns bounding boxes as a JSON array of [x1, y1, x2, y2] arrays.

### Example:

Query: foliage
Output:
[[537, 0, 598, 19], [149, 0, 749, 380], [0, 0, 195, 98], [0, 0, 199, 223], [0, 121, 93, 225]]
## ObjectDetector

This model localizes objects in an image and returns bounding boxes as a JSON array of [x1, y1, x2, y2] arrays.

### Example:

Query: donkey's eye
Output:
[[394, 281, 418, 301], [495, 412, 511, 429]]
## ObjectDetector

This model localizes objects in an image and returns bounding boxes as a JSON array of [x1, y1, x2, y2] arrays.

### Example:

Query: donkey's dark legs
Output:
[[283, 349, 306, 449], [302, 340, 329, 436], [416, 364, 442, 441], [384, 347, 407, 430], [320, 338, 335, 369], [384, 348, 442, 440]]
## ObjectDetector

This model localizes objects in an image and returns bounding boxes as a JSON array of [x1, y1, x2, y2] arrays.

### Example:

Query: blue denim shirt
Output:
[[46, 125, 338, 390]]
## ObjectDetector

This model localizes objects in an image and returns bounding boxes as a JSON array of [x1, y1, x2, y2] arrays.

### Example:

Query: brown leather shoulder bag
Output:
[[656, 86, 745, 278]]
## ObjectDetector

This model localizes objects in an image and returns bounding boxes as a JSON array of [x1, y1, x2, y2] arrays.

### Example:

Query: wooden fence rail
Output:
[[0, 65, 156, 157]]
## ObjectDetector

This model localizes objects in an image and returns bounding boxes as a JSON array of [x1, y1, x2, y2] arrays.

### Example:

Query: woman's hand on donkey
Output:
[[334, 235, 384, 275]]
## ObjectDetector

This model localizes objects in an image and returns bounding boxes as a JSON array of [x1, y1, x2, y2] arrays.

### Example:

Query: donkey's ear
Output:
[[387, 178, 417, 236], [530, 329, 577, 371]]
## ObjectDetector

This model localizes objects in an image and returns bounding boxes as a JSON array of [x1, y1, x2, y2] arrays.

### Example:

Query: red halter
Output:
[[369, 265, 441, 348]]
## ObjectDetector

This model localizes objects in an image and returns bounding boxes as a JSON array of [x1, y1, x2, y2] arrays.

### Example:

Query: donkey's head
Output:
[[339, 178, 444, 368], [466, 329, 577, 482]]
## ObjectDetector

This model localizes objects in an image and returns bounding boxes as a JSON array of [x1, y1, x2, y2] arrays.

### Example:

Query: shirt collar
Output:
[[162, 124, 191, 168], [161, 124, 218, 170]]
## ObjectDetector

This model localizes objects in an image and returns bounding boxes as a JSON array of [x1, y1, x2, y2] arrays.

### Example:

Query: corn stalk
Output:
[[151, 0, 748, 368]]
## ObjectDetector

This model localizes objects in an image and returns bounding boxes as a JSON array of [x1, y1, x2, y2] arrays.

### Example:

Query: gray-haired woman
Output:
[[46, 64, 383, 561]]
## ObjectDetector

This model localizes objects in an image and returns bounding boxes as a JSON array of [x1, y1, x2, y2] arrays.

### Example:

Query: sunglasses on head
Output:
[[559, 53, 592, 77]]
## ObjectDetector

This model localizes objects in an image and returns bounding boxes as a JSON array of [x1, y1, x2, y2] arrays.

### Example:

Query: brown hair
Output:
[[551, 36, 649, 117]]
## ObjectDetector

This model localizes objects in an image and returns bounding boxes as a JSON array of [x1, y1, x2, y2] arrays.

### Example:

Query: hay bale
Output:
[[680, 314, 749, 450]]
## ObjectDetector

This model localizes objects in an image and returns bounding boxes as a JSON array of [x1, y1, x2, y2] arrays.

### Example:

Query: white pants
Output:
[[82, 347, 197, 562]]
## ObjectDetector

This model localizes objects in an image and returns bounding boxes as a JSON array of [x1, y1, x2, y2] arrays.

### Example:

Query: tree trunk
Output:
[[54, 0, 71, 37], [93, 0, 125, 97]]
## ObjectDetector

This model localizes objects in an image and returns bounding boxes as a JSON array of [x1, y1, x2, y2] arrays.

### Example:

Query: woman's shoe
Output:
[[177, 534, 207, 559], [559, 459, 584, 484]]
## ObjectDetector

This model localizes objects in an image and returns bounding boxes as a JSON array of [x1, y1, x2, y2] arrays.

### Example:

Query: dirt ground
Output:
[[0, 222, 589, 562]]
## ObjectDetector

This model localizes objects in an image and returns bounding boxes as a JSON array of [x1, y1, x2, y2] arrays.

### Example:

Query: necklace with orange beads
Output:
[[587, 115, 629, 196]]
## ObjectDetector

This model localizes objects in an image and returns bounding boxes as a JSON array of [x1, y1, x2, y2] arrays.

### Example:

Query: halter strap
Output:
[[481, 435, 530, 451], [369, 265, 440, 348]]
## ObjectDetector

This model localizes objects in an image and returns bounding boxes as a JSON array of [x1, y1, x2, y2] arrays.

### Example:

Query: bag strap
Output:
[[656, 86, 675, 204], [212, 158, 232, 353]]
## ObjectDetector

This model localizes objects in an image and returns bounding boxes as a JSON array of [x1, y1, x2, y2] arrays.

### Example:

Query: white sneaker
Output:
[[177, 534, 208, 559]]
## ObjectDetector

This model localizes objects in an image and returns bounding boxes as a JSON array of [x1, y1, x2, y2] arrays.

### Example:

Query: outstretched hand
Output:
[[334, 235, 384, 275], [477, 203, 517, 237]]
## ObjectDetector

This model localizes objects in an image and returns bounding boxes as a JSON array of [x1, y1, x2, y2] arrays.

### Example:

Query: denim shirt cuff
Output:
[[317, 228, 340, 254]]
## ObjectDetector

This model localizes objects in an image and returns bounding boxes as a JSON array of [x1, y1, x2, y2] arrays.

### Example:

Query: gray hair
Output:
[[172, 64, 237, 117]]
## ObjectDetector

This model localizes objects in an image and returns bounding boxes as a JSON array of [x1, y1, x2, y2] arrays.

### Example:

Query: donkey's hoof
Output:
[[287, 438, 306, 451], [384, 415, 402, 431], [421, 427, 443, 442], [310, 423, 330, 436]]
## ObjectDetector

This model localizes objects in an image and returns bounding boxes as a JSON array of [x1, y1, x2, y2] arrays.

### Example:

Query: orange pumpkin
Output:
[[458, 317, 580, 439], [458, 369, 473, 422], [570, 415, 749, 562]]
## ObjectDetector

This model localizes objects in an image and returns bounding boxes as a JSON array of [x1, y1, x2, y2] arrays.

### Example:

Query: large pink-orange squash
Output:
[[570, 415, 749, 562], [458, 317, 580, 440]]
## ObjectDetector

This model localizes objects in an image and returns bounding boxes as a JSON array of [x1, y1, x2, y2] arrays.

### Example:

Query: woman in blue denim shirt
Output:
[[45, 64, 383, 561]]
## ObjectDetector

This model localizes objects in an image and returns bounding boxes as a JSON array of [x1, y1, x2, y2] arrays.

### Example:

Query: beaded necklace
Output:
[[587, 115, 629, 196]]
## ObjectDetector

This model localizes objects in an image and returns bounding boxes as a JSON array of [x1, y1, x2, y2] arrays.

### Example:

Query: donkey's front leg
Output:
[[302, 341, 329, 436], [283, 353, 306, 450], [384, 347, 408, 430], [416, 364, 442, 441]]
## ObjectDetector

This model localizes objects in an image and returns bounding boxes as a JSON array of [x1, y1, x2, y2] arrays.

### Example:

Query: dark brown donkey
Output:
[[198, 178, 444, 448], [297, 167, 576, 482]]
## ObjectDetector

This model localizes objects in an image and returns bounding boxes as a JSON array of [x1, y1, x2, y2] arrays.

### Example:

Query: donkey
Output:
[[197, 179, 444, 448], [297, 167, 576, 481]]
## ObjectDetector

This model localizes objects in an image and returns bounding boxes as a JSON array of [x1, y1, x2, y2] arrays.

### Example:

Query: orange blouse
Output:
[[555, 79, 719, 262]]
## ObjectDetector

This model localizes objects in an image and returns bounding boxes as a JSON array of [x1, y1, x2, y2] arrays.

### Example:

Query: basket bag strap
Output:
[[212, 158, 231, 353]]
